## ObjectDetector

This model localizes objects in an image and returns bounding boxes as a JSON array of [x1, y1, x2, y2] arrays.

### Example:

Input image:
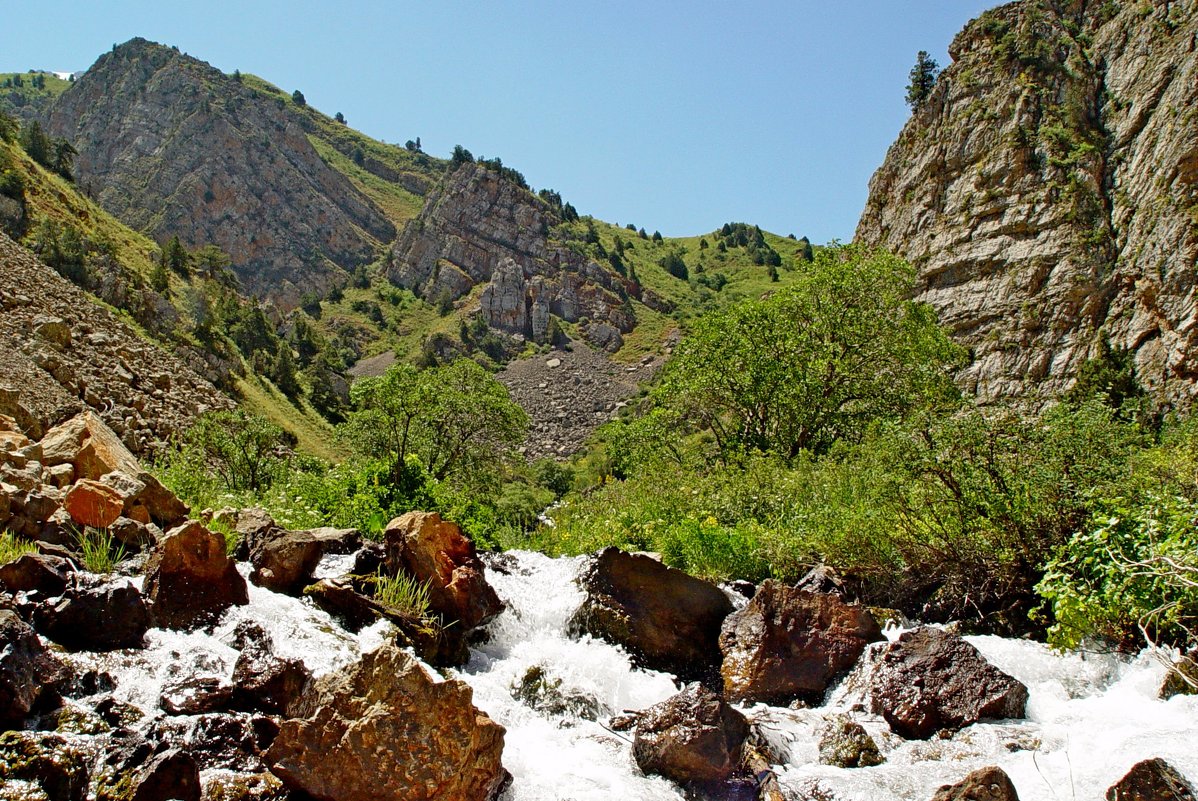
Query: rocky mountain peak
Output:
[[857, 0, 1198, 408]]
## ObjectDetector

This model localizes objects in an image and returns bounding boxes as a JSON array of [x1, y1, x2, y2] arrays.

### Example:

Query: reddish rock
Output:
[[250, 526, 360, 596], [633, 683, 748, 786], [384, 512, 502, 630], [143, 521, 248, 630], [932, 766, 1020, 801], [64, 479, 126, 529], [265, 643, 507, 801], [720, 580, 883, 704], [1106, 758, 1196, 801], [869, 627, 1028, 739], [568, 547, 733, 680]]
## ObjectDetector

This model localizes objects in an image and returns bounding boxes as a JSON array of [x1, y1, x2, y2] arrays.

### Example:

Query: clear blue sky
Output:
[[5, 1, 996, 242]]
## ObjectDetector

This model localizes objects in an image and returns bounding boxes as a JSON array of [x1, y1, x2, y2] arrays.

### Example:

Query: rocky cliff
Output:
[[0, 232, 231, 454], [44, 39, 401, 306], [389, 164, 650, 345], [856, 0, 1198, 407]]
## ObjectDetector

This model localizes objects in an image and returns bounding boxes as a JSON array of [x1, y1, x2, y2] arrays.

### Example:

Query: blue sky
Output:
[[5, 1, 996, 242]]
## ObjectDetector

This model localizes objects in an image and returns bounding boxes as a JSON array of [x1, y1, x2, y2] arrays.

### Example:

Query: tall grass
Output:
[[0, 531, 38, 565], [75, 527, 126, 574], [369, 571, 434, 628]]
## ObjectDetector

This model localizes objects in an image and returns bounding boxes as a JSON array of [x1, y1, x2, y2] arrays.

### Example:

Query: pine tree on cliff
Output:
[[906, 50, 939, 109]]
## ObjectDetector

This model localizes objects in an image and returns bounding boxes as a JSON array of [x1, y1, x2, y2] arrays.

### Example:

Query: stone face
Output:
[[249, 526, 360, 595], [265, 643, 507, 801], [720, 580, 883, 704], [0, 730, 91, 801], [384, 511, 503, 630], [63, 478, 126, 529], [869, 627, 1028, 739], [143, 521, 248, 630], [569, 547, 733, 680], [34, 579, 150, 651], [632, 683, 748, 786], [856, 3, 1198, 409], [0, 553, 73, 596], [231, 623, 311, 717], [818, 714, 884, 769], [0, 609, 67, 729], [932, 766, 1021, 801], [1106, 758, 1197, 801]]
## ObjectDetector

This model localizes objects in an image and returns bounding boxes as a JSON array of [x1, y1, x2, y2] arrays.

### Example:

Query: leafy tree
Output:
[[450, 145, 474, 168], [193, 244, 233, 282], [291, 89, 306, 106], [161, 235, 190, 277], [334, 111, 345, 124], [0, 111, 18, 142], [181, 409, 288, 492], [906, 50, 940, 110], [659, 251, 688, 280], [307, 349, 348, 422], [19, 121, 51, 166], [149, 258, 169, 293], [651, 230, 663, 243], [271, 343, 302, 398], [797, 236, 814, 262], [654, 245, 966, 461]]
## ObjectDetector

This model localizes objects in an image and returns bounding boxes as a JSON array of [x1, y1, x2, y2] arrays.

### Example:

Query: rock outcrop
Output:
[[143, 521, 249, 629], [265, 643, 507, 801], [856, 1, 1198, 408], [632, 683, 749, 788], [1105, 758, 1196, 801], [0, 609, 67, 729]]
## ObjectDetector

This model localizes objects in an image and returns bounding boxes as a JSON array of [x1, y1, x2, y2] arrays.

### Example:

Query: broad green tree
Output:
[[183, 409, 287, 492]]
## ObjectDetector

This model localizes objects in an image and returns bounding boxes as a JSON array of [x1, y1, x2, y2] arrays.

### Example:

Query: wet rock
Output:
[[510, 664, 601, 721], [250, 526, 360, 595], [143, 520, 248, 630], [720, 580, 883, 704], [265, 643, 508, 801], [351, 541, 385, 576], [63, 478, 125, 529], [231, 623, 311, 716], [384, 511, 503, 631], [94, 695, 144, 729], [34, 578, 150, 651], [0, 730, 90, 801], [1159, 651, 1198, 700], [149, 712, 270, 773], [125, 748, 202, 801], [931, 766, 1021, 801], [632, 683, 749, 787], [869, 627, 1028, 739], [817, 713, 884, 768], [1105, 758, 1196, 801], [569, 547, 733, 680], [0, 609, 67, 729], [159, 676, 235, 715], [201, 773, 287, 801], [0, 553, 73, 595]]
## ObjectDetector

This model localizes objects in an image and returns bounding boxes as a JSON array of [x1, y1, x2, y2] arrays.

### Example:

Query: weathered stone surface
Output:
[[250, 526, 360, 595], [0, 553, 73, 596], [632, 683, 748, 786], [143, 521, 248, 630], [856, 2, 1198, 409], [63, 479, 125, 529], [159, 677, 235, 716], [34, 579, 150, 651], [869, 627, 1028, 739], [720, 580, 883, 704], [818, 713, 884, 769], [0, 730, 90, 801], [0, 609, 67, 729], [231, 623, 311, 716], [384, 511, 503, 630], [569, 547, 733, 680], [127, 748, 202, 801], [1106, 758, 1197, 801], [265, 643, 507, 801], [200, 773, 286, 801], [931, 766, 1021, 801]]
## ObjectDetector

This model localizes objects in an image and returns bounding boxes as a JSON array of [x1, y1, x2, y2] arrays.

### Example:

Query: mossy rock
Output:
[[0, 731, 90, 801]]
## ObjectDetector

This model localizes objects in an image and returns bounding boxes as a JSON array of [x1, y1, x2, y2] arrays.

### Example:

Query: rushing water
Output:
[[60, 552, 1198, 800]]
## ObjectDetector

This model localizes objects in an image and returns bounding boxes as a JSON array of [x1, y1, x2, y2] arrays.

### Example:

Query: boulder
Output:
[[720, 580, 883, 704], [1159, 651, 1198, 700], [231, 623, 311, 716], [0, 730, 90, 801], [632, 682, 748, 787], [0, 553, 73, 595], [148, 712, 270, 773], [34, 578, 150, 651], [109, 516, 160, 551], [63, 479, 125, 529], [125, 748, 202, 801], [869, 627, 1028, 739], [250, 526, 361, 595], [0, 609, 67, 729], [818, 713, 884, 768], [265, 643, 507, 801], [143, 521, 248, 630], [200, 773, 286, 801], [1105, 758, 1196, 801], [159, 677, 235, 716], [568, 547, 733, 680], [384, 511, 503, 629], [931, 766, 1020, 801]]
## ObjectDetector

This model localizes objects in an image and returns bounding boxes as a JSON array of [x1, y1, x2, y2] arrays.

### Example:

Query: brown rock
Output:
[[0, 553, 73, 595], [250, 526, 361, 595], [869, 627, 1028, 739], [384, 511, 503, 630], [34, 578, 150, 651], [1106, 758, 1196, 801], [568, 547, 733, 680], [0, 609, 67, 729], [931, 766, 1020, 801], [143, 521, 248, 630], [818, 713, 884, 768], [265, 643, 507, 801], [63, 479, 126, 529], [632, 683, 748, 786], [720, 580, 883, 704], [232, 623, 311, 716]]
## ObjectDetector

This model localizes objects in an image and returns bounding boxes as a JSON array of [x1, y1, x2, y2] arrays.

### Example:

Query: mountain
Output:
[[856, 0, 1198, 408]]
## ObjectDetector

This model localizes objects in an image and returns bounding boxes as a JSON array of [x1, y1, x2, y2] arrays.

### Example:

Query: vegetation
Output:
[[74, 527, 127, 574], [370, 571, 435, 628], [906, 50, 940, 109], [0, 531, 38, 565]]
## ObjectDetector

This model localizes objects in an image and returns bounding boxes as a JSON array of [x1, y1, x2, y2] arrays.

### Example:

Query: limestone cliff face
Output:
[[45, 39, 396, 305], [389, 164, 641, 343], [857, 0, 1198, 407]]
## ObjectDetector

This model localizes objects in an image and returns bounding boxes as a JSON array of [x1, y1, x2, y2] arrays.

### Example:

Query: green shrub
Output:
[[369, 571, 433, 629], [75, 527, 126, 574]]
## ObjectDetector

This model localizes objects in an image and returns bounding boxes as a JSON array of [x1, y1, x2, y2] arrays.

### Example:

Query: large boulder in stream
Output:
[[1106, 758, 1196, 801], [568, 547, 733, 680], [249, 525, 360, 595], [931, 766, 1020, 801], [231, 622, 311, 716], [869, 627, 1028, 739], [265, 642, 508, 801], [383, 511, 503, 630], [632, 682, 749, 787], [0, 609, 67, 730], [34, 577, 150, 651], [0, 731, 91, 801], [143, 520, 248, 630], [0, 552, 73, 595], [719, 580, 883, 704]]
